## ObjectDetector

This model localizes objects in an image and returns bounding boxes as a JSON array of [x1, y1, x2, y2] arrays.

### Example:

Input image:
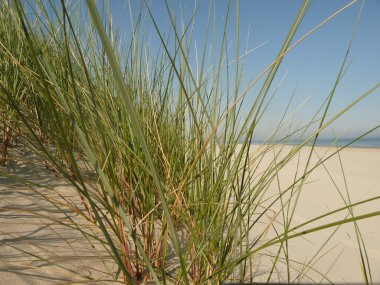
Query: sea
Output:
[[252, 137, 380, 149]]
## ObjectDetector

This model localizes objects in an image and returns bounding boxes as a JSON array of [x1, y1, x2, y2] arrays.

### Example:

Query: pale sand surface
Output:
[[244, 145, 380, 283], [0, 149, 117, 284], [0, 145, 379, 283]]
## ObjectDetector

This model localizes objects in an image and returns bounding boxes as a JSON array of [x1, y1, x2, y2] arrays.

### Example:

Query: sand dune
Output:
[[0, 149, 117, 284], [1, 145, 379, 283]]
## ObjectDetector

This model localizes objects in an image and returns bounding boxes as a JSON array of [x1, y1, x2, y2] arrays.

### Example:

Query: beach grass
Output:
[[1, 0, 380, 284]]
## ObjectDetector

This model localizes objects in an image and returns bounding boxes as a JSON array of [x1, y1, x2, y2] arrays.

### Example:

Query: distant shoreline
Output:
[[250, 137, 380, 149]]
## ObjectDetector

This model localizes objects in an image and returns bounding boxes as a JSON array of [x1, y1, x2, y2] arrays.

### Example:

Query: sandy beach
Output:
[[0, 149, 117, 284], [1, 145, 379, 284], [246, 144, 380, 283]]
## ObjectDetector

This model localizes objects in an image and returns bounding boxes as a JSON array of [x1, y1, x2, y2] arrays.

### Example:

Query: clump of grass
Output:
[[1, 0, 380, 284]]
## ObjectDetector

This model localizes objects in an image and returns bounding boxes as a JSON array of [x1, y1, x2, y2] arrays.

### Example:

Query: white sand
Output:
[[0, 150, 117, 284], [1, 145, 379, 283], [245, 145, 380, 283]]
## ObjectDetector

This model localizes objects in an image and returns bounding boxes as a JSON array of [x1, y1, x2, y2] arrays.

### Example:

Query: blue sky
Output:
[[107, 0, 380, 139]]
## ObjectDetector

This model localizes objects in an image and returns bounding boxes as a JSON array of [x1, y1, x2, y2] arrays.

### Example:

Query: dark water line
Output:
[[251, 137, 380, 149]]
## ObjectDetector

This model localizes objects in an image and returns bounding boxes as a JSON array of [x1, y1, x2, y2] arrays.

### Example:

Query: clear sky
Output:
[[107, 0, 380, 139]]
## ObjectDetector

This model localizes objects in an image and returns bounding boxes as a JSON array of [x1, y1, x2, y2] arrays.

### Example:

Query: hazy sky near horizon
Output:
[[107, 0, 380, 139]]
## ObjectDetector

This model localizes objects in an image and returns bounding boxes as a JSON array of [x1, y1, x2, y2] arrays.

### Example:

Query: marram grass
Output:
[[0, 0, 379, 284]]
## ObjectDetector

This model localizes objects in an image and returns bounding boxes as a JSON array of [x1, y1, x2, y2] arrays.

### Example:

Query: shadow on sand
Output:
[[0, 146, 116, 284]]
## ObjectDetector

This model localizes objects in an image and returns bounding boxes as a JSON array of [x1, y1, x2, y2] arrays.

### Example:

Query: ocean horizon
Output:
[[251, 137, 380, 148]]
